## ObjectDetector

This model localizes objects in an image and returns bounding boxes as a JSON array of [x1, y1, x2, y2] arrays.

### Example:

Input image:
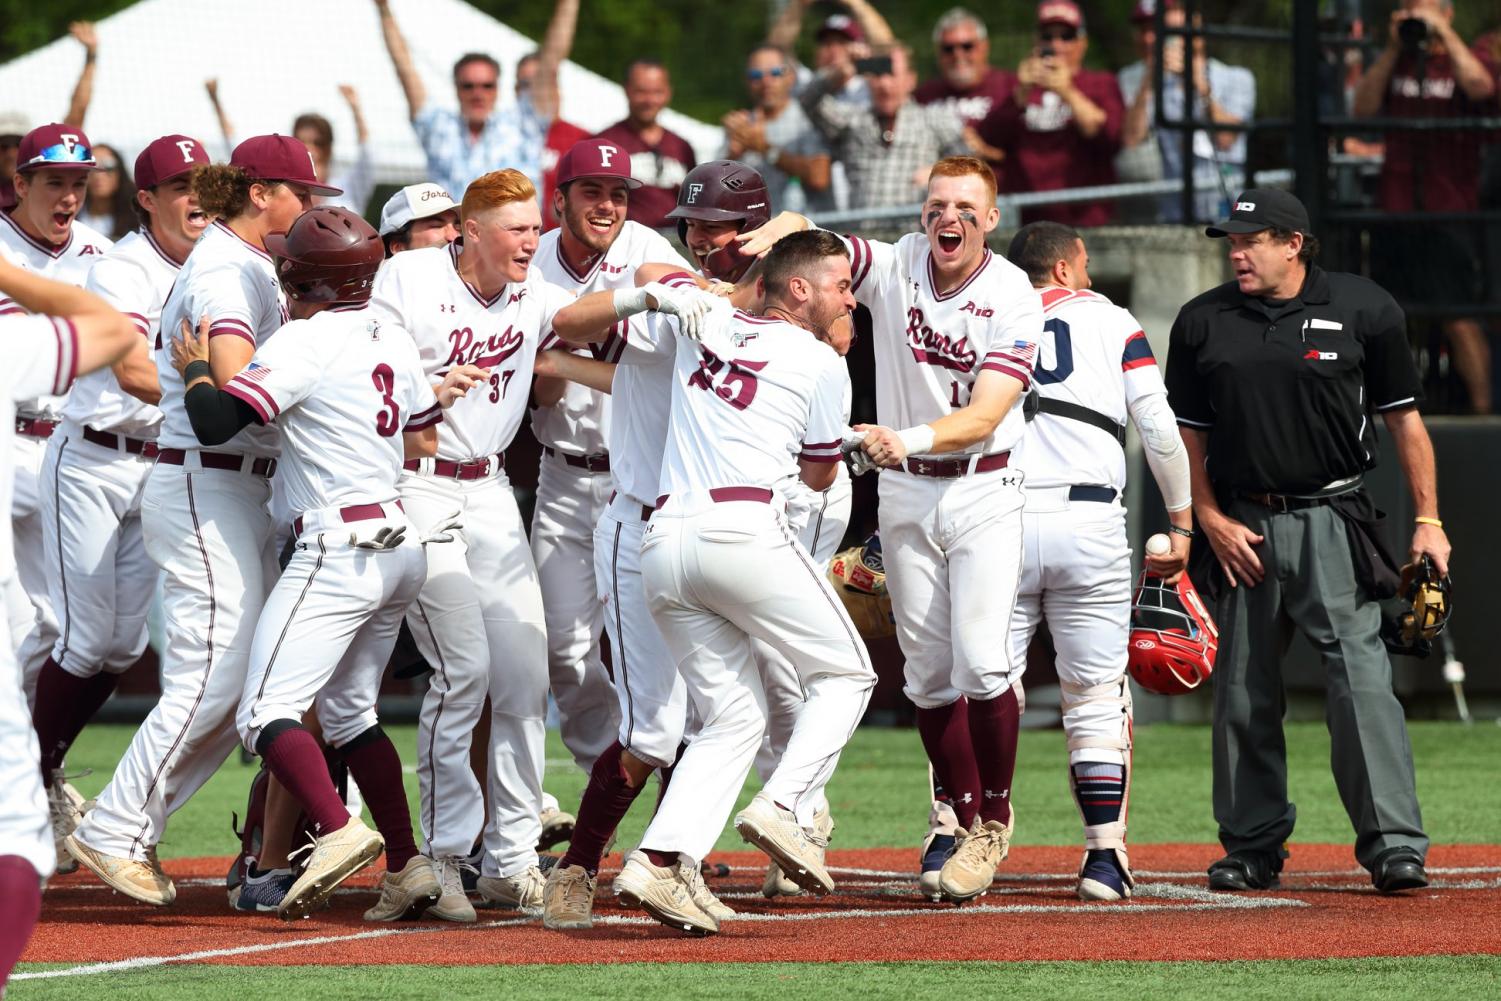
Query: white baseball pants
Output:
[[72, 459, 277, 860], [11, 434, 58, 696], [401, 470, 547, 877], [0, 634, 51, 878], [530, 451, 617, 772], [640, 500, 874, 862], [879, 467, 1026, 708], [38, 427, 158, 678]]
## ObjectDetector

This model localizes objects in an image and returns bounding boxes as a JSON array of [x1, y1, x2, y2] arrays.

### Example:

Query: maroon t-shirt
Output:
[[591, 120, 697, 230], [914, 68, 1017, 127], [1378, 43, 1499, 213], [542, 119, 592, 231], [977, 68, 1124, 227]]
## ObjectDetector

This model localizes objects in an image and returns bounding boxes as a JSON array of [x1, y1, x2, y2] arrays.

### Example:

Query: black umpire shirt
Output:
[[1164, 264, 1423, 496]]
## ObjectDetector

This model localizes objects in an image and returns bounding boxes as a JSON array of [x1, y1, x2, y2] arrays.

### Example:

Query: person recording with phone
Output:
[[975, 0, 1123, 227]]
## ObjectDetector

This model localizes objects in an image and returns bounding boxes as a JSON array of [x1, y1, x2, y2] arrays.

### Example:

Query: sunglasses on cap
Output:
[[940, 40, 978, 55], [458, 80, 497, 91], [746, 66, 789, 81], [1039, 27, 1079, 42], [26, 141, 95, 167]]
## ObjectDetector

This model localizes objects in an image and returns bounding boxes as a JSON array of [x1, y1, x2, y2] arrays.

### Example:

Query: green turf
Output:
[[11, 957, 1501, 1001], [60, 719, 1501, 859]]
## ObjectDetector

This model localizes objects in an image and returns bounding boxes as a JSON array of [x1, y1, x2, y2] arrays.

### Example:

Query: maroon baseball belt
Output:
[[15, 417, 57, 439], [543, 445, 610, 473], [156, 447, 277, 478], [403, 453, 504, 480], [82, 425, 160, 459], [901, 451, 1010, 478], [654, 486, 774, 509], [292, 501, 405, 538]]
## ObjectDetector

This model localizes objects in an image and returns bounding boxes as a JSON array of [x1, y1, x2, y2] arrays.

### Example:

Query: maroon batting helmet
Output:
[[666, 160, 772, 282], [264, 206, 384, 305]]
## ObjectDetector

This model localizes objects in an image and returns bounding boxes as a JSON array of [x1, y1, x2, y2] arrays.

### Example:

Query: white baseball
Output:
[[1145, 533, 1172, 556]]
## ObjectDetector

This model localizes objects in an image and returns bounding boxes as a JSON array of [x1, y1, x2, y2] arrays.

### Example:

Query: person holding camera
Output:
[[1353, 0, 1497, 414], [975, 0, 1123, 227]]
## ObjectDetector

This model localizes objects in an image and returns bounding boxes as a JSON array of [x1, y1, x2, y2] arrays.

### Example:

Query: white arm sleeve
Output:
[[1128, 390, 1192, 512]]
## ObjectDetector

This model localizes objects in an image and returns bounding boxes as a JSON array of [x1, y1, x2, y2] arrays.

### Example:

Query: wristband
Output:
[[1168, 525, 1195, 539], [896, 424, 935, 458], [612, 287, 651, 321], [1415, 516, 1443, 528], [184, 360, 212, 384]]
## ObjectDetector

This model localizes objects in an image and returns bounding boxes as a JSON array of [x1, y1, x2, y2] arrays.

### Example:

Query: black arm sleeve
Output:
[[183, 381, 262, 446]]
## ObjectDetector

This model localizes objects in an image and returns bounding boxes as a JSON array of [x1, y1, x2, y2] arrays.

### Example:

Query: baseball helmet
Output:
[[1127, 571, 1218, 696], [1380, 555, 1452, 658], [666, 160, 772, 282], [265, 206, 384, 305], [828, 533, 895, 641]]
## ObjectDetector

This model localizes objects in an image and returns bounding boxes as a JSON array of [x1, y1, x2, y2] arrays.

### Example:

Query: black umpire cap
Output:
[[1205, 188, 1310, 238]]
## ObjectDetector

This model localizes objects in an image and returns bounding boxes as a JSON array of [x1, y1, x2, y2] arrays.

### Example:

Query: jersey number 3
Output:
[[372, 364, 400, 437], [1034, 317, 1073, 385]]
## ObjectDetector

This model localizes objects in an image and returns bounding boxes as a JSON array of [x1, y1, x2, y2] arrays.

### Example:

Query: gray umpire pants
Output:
[[1211, 500, 1428, 870]]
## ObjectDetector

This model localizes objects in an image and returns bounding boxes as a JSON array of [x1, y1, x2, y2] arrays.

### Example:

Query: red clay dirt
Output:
[[31, 844, 1501, 968]]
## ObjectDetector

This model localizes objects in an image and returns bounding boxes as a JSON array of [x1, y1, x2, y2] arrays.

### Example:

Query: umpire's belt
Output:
[[15, 417, 57, 439], [293, 500, 405, 538], [82, 425, 160, 459], [543, 445, 610, 473], [403, 452, 505, 480], [1237, 476, 1362, 513], [900, 451, 1010, 478], [157, 447, 276, 478]]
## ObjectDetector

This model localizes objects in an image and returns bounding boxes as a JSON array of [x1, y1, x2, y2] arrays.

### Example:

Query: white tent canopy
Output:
[[0, 0, 724, 188]]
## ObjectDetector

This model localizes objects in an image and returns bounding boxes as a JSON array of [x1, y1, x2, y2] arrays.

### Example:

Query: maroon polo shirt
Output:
[[914, 68, 1017, 128], [591, 120, 697, 230]]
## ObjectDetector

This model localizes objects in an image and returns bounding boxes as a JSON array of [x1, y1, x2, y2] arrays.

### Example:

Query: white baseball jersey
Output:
[[371, 241, 572, 462], [62, 229, 177, 437], [156, 221, 287, 457], [658, 309, 846, 501], [531, 222, 690, 456], [223, 305, 440, 515], [779, 369, 852, 533], [0, 210, 111, 417], [1013, 286, 1165, 493], [844, 233, 1041, 455], [0, 315, 78, 579]]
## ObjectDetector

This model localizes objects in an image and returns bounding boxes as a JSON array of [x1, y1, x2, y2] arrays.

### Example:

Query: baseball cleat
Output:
[[684, 862, 735, 921], [277, 816, 384, 921], [734, 794, 835, 896], [63, 834, 175, 905], [537, 805, 576, 852], [761, 861, 802, 898], [1077, 848, 1133, 902], [234, 866, 296, 913], [476, 864, 545, 913], [614, 850, 718, 936], [428, 855, 477, 923], [938, 811, 1014, 904], [542, 862, 597, 930], [364, 854, 443, 921], [47, 771, 84, 875]]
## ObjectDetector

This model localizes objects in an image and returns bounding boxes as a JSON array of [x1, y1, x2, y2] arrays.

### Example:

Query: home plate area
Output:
[[26, 844, 1501, 974]]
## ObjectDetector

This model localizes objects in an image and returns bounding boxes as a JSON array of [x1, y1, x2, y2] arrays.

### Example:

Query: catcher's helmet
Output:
[[1127, 572, 1218, 696], [666, 160, 772, 282], [1380, 555, 1452, 658], [265, 206, 384, 305], [828, 533, 895, 641]]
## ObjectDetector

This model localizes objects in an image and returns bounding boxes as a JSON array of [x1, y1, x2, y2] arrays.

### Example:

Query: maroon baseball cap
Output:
[[16, 123, 96, 172], [555, 139, 642, 189], [1131, 0, 1179, 22], [816, 14, 864, 43], [1037, 0, 1084, 29], [230, 134, 341, 196], [134, 135, 210, 190]]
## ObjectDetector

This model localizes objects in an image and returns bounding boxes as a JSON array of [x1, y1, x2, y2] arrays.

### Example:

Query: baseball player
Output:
[[0, 256, 136, 996], [369, 169, 576, 921], [619, 230, 874, 935], [28, 135, 209, 874], [66, 135, 337, 906], [1004, 221, 1193, 901], [747, 156, 1043, 903], [0, 124, 112, 709], [378, 182, 459, 256], [531, 140, 691, 794], [167, 206, 469, 922]]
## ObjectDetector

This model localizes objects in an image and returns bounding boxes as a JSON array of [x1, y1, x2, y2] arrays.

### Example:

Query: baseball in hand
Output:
[[1145, 533, 1172, 556]]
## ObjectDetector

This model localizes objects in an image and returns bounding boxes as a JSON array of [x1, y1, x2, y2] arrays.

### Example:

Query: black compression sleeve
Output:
[[183, 380, 262, 446]]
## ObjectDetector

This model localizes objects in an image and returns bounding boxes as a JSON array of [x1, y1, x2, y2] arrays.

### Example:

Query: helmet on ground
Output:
[[265, 206, 384, 305], [828, 533, 895, 641], [1127, 571, 1218, 695], [666, 160, 772, 282]]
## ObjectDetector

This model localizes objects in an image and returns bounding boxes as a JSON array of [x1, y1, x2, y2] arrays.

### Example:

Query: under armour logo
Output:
[[983, 789, 1009, 800], [597, 143, 619, 167], [958, 792, 973, 804], [1234, 200, 1256, 212], [686, 182, 703, 204], [176, 139, 198, 163]]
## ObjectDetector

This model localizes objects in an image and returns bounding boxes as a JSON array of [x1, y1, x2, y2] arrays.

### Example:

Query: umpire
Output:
[[1164, 189, 1452, 894]]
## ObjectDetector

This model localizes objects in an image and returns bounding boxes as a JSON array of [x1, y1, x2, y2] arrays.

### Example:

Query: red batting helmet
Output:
[[666, 160, 772, 282], [264, 206, 384, 305], [1126, 572, 1218, 696]]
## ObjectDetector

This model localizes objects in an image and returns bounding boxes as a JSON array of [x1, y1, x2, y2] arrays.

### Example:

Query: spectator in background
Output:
[[914, 7, 1013, 175], [3, 22, 102, 211], [1117, 0, 1256, 223], [378, 182, 460, 256], [802, 44, 969, 211], [375, 0, 577, 201], [593, 60, 697, 229], [1354, 0, 1497, 414], [204, 81, 375, 214], [522, 55, 590, 232], [766, 0, 895, 110], [722, 46, 834, 214], [0, 114, 31, 212], [977, 1, 1123, 227], [77, 144, 135, 240]]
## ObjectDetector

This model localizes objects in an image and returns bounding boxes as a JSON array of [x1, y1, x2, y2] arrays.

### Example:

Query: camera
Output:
[[853, 55, 893, 76], [1398, 17, 1428, 51]]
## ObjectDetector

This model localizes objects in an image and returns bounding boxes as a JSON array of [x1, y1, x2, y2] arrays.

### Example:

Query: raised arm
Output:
[[340, 84, 370, 145], [204, 79, 236, 150], [375, 0, 428, 121], [63, 22, 98, 128], [765, 0, 816, 51], [530, 0, 579, 125], [0, 257, 134, 375], [843, 0, 895, 50]]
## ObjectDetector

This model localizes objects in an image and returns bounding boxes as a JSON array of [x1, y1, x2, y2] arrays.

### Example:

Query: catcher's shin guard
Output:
[[1061, 678, 1134, 891]]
